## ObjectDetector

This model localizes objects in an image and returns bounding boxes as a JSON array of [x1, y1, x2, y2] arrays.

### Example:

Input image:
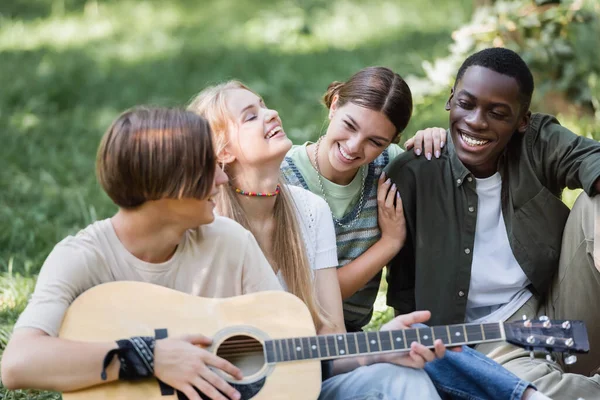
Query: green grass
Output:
[[0, 1, 594, 398], [0, 1, 472, 396]]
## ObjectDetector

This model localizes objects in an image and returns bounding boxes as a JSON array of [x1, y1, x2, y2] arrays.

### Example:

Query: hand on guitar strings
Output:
[[377, 311, 461, 369], [154, 333, 243, 400]]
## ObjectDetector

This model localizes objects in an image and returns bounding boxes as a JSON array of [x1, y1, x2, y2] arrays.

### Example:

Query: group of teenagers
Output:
[[2, 47, 600, 400]]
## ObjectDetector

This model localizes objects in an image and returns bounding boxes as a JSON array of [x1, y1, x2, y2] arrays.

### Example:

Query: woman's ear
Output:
[[329, 94, 340, 120], [218, 146, 236, 164]]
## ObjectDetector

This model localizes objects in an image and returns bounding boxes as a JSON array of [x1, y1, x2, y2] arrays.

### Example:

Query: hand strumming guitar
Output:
[[154, 334, 243, 400]]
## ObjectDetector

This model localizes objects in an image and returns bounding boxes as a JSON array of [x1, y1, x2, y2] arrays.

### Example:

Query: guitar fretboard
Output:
[[264, 323, 504, 363]]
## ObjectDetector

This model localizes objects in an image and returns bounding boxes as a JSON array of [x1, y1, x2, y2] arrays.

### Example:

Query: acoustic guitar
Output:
[[58, 281, 589, 400]]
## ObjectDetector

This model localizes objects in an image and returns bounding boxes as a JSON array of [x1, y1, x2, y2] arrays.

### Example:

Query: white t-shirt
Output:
[[466, 172, 532, 323], [276, 185, 339, 289], [15, 216, 283, 336]]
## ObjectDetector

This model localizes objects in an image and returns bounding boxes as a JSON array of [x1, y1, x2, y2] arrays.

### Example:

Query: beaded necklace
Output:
[[313, 137, 366, 228], [233, 184, 281, 197]]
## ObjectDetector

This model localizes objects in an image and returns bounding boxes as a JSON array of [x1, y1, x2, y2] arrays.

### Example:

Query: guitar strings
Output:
[[216, 337, 265, 356]]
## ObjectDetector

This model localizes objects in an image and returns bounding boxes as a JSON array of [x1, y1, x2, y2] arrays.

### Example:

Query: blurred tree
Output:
[[474, 0, 496, 7], [413, 0, 600, 139]]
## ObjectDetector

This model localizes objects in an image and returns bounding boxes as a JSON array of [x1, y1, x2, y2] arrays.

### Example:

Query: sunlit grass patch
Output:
[[562, 188, 583, 209], [0, 262, 37, 332], [0, 388, 61, 400]]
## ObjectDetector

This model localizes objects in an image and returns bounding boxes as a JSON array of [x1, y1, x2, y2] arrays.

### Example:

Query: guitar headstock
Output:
[[504, 317, 589, 355]]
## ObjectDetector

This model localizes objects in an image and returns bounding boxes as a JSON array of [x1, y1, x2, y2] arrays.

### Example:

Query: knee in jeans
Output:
[[365, 364, 436, 392]]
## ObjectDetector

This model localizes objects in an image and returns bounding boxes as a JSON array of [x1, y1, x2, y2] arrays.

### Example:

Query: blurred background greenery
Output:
[[1, 0, 598, 398]]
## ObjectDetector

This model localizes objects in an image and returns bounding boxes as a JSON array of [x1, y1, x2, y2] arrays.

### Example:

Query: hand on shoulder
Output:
[[404, 127, 446, 160]]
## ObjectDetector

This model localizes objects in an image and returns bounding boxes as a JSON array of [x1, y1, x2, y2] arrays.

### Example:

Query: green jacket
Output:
[[385, 113, 600, 325]]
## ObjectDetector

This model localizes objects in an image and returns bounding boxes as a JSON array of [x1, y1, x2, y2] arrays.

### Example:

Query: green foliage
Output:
[[416, 0, 600, 139]]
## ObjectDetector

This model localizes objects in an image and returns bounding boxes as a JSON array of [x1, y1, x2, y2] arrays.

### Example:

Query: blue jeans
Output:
[[319, 362, 441, 400], [319, 345, 533, 400], [425, 346, 533, 400]]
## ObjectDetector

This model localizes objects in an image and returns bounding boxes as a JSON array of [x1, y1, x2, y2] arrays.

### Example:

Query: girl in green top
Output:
[[280, 66, 446, 332]]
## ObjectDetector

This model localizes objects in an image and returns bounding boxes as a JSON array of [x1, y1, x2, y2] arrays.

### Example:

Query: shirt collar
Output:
[[446, 130, 472, 187]]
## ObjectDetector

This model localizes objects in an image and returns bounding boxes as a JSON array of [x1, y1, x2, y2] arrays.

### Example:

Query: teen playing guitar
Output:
[[1, 108, 283, 400]]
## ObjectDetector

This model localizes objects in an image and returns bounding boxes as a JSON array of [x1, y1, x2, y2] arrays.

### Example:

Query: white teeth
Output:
[[265, 126, 282, 139], [461, 132, 489, 147], [339, 144, 357, 161]]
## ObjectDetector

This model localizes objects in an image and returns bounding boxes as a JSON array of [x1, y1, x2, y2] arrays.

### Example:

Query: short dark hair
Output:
[[455, 47, 534, 110], [96, 107, 216, 208], [323, 66, 413, 142]]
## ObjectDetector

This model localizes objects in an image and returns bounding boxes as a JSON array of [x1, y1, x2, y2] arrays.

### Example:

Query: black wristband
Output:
[[101, 336, 156, 381]]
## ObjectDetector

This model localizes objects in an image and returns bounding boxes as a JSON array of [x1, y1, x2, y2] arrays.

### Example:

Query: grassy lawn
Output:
[[2, 0, 591, 398], [0, 0, 472, 396], [0, 0, 474, 396]]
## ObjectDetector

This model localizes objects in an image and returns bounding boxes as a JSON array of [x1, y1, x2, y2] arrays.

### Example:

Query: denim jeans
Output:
[[425, 345, 532, 400], [319, 362, 441, 400], [319, 345, 532, 400]]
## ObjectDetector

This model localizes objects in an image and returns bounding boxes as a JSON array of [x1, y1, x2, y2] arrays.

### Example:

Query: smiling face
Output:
[[447, 66, 530, 178], [223, 88, 292, 166], [323, 97, 397, 177]]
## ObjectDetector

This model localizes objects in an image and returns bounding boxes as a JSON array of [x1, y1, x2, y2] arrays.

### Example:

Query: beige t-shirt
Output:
[[15, 216, 282, 336]]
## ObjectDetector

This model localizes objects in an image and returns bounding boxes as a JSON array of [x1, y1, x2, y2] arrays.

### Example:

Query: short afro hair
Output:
[[455, 47, 534, 110]]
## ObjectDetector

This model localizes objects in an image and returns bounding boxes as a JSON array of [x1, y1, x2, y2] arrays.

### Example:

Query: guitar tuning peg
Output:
[[539, 315, 549, 321], [529, 351, 535, 360], [545, 351, 555, 362], [561, 321, 571, 330], [522, 314, 528, 320], [542, 320, 552, 328], [564, 353, 578, 365]]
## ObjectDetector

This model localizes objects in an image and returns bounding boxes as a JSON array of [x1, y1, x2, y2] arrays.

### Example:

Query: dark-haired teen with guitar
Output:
[[1, 108, 283, 400]]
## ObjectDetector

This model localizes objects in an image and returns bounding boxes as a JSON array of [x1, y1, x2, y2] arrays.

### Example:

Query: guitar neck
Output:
[[264, 322, 505, 363]]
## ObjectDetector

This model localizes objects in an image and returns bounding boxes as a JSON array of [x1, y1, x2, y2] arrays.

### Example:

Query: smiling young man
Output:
[[385, 47, 600, 397]]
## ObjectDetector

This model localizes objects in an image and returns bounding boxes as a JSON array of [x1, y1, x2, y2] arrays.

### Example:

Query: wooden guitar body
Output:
[[59, 282, 321, 400]]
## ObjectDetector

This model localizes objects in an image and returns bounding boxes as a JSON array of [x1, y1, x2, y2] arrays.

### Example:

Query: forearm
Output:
[[337, 237, 401, 300], [331, 355, 375, 376], [1, 329, 119, 392]]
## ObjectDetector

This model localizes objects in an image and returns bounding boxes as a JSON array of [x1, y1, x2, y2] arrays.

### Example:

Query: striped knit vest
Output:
[[281, 150, 390, 331]]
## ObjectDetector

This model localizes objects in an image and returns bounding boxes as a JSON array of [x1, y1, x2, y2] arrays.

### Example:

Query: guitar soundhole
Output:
[[216, 334, 266, 377]]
